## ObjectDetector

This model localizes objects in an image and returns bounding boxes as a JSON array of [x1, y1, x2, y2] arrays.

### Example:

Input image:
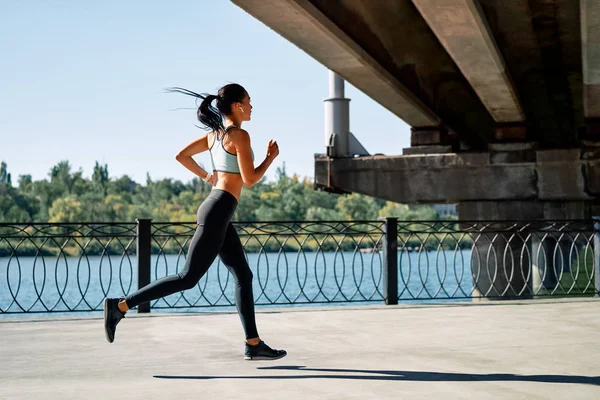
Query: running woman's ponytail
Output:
[[198, 94, 221, 133], [166, 84, 247, 134]]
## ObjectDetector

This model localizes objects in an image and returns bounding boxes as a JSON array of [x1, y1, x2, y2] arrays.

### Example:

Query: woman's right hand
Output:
[[207, 173, 218, 186], [267, 139, 279, 160]]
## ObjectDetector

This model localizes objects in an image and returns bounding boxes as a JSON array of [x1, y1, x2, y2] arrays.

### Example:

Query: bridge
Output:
[[231, 0, 600, 222]]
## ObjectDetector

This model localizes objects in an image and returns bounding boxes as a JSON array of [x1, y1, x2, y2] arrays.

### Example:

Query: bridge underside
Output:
[[232, 0, 600, 219]]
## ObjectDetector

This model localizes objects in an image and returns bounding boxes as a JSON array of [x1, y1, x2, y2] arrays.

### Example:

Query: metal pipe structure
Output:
[[324, 71, 351, 157]]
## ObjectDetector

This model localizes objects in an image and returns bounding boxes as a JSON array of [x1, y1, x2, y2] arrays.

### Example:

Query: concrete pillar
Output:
[[458, 201, 541, 299], [468, 229, 532, 298], [457, 200, 590, 299], [531, 235, 573, 292]]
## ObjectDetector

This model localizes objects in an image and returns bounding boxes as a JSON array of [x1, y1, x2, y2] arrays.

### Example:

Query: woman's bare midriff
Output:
[[214, 172, 244, 202]]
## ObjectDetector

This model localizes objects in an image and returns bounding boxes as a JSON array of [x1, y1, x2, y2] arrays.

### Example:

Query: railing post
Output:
[[383, 217, 398, 305], [594, 217, 600, 297], [136, 218, 152, 313]]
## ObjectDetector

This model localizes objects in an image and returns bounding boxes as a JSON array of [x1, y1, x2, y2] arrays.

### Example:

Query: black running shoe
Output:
[[104, 298, 126, 343], [244, 341, 287, 361]]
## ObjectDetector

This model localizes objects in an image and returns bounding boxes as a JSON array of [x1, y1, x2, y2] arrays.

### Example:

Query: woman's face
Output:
[[236, 93, 253, 121]]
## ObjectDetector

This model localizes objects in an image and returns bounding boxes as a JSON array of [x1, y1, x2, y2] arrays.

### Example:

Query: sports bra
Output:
[[209, 125, 254, 174]]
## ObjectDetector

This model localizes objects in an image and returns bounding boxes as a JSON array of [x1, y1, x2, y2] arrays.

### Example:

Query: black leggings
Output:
[[124, 189, 258, 339]]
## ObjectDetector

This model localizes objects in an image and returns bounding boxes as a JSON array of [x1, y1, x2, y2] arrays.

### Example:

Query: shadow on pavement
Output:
[[154, 365, 600, 386]]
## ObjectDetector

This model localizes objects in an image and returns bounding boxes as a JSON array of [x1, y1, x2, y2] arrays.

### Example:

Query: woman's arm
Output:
[[234, 129, 279, 188], [175, 133, 215, 182]]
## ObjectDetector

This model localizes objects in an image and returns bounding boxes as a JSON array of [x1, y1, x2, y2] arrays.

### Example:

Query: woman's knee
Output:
[[226, 263, 253, 285], [177, 271, 201, 290], [238, 266, 253, 284]]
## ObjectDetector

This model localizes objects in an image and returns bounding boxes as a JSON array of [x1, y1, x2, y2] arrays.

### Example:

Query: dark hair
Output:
[[165, 84, 247, 133]]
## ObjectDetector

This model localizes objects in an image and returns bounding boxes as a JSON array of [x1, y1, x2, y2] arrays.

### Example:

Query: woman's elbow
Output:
[[242, 175, 257, 188]]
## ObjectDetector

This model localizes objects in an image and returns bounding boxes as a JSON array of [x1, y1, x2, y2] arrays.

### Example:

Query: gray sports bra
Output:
[[209, 125, 254, 174]]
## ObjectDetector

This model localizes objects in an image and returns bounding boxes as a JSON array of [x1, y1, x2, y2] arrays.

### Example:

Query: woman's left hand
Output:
[[208, 173, 218, 186]]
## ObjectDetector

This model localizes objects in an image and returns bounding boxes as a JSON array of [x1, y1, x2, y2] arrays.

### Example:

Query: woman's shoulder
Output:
[[228, 127, 250, 143], [207, 130, 217, 146]]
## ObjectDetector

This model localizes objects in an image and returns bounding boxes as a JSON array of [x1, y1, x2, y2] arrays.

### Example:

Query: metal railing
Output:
[[391, 219, 597, 301], [148, 220, 384, 311], [0, 222, 137, 314], [0, 218, 598, 314]]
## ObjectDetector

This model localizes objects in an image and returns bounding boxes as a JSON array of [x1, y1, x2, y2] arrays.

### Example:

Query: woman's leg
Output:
[[218, 227, 287, 360], [123, 193, 236, 309], [123, 222, 225, 309], [104, 190, 238, 343], [219, 222, 259, 340]]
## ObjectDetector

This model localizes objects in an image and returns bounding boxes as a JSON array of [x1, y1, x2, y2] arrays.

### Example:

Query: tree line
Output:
[[0, 160, 451, 223]]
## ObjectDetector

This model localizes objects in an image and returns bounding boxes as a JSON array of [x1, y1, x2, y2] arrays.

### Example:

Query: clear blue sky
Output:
[[1, 0, 410, 185]]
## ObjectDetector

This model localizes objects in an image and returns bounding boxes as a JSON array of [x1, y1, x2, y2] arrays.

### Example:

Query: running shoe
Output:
[[244, 341, 287, 361], [104, 298, 126, 343]]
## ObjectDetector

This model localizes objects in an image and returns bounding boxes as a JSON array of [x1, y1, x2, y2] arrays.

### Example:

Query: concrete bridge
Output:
[[232, 0, 600, 222]]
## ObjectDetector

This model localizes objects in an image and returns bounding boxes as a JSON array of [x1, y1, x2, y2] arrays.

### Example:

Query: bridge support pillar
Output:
[[458, 201, 591, 299], [530, 234, 579, 293]]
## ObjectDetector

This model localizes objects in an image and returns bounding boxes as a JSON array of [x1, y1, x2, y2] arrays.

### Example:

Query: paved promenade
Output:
[[1, 299, 599, 400]]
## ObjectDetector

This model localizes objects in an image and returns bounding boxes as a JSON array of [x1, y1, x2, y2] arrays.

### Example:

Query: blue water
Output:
[[0, 250, 473, 316]]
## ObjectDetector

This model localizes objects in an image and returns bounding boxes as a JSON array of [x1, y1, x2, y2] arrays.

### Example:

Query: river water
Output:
[[0, 250, 473, 316]]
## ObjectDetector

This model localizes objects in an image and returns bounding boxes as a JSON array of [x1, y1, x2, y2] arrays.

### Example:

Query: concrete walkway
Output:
[[1, 299, 599, 400]]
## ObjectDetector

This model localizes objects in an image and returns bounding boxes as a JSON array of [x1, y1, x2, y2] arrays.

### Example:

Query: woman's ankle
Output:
[[118, 299, 129, 313], [246, 337, 261, 346]]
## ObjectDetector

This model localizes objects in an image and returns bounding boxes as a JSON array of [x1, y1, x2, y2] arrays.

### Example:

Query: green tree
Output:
[[92, 162, 110, 196], [254, 165, 312, 221], [152, 191, 204, 222], [189, 176, 212, 196], [306, 206, 344, 221], [18, 175, 33, 192], [233, 184, 266, 221], [2, 205, 30, 222], [31, 180, 53, 221], [304, 185, 339, 210], [104, 194, 133, 221], [0, 175, 37, 222], [48, 196, 85, 222], [379, 201, 439, 220], [379, 202, 408, 219], [109, 175, 137, 195], [0, 162, 12, 186], [336, 193, 379, 220], [49, 160, 75, 195], [71, 170, 91, 197], [79, 191, 107, 221]]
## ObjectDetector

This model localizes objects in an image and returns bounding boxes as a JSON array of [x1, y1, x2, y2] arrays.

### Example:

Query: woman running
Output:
[[103, 83, 286, 361]]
